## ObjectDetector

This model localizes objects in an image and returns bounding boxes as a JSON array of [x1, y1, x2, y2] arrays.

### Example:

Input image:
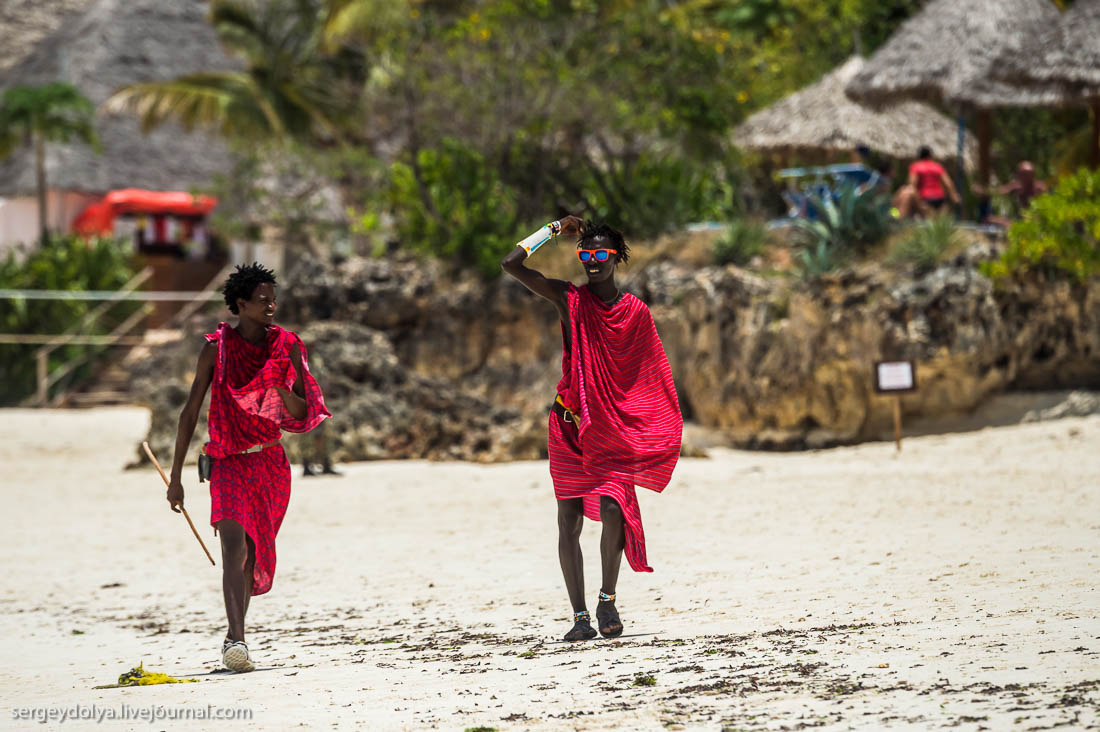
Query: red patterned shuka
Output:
[[549, 284, 682, 573], [204, 322, 330, 595]]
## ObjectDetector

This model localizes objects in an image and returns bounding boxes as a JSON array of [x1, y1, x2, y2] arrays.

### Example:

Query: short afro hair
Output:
[[222, 262, 277, 314], [577, 221, 629, 264]]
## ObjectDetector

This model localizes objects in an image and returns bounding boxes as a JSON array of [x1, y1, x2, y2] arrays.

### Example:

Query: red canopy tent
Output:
[[72, 189, 218, 236]]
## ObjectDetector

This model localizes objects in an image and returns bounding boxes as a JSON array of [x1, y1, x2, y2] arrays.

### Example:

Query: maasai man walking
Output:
[[166, 263, 330, 671], [502, 217, 682, 641]]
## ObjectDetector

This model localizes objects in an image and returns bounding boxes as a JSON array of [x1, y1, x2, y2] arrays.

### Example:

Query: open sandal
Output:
[[563, 610, 598, 642], [596, 591, 623, 639]]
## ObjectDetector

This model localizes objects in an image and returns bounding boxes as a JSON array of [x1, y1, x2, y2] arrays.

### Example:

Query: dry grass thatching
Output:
[[0, 0, 95, 75], [735, 56, 977, 168], [845, 0, 1065, 109], [0, 0, 239, 197], [992, 0, 1100, 103]]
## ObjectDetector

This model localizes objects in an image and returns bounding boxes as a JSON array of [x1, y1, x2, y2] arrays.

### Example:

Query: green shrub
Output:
[[0, 235, 138, 404], [981, 167, 1100, 282], [579, 153, 734, 238], [712, 219, 769, 266], [381, 138, 521, 278], [888, 216, 964, 270], [791, 186, 893, 277]]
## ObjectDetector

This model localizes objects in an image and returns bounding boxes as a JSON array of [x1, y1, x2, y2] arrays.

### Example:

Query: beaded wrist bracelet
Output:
[[517, 220, 562, 256]]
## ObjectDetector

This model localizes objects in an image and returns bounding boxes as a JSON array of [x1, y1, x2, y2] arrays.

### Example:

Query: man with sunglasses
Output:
[[501, 217, 682, 642]]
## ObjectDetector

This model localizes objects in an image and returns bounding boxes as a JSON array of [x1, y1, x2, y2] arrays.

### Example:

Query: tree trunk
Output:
[[976, 109, 993, 188], [35, 132, 48, 243], [1091, 101, 1099, 170]]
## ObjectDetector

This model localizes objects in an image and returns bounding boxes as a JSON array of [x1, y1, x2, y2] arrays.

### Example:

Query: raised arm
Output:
[[501, 215, 584, 319], [167, 340, 216, 513]]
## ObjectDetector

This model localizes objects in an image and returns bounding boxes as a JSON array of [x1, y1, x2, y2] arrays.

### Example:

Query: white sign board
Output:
[[875, 361, 916, 393]]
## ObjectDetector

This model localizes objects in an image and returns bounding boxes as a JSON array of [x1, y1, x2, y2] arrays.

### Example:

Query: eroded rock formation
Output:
[[135, 243, 1100, 462]]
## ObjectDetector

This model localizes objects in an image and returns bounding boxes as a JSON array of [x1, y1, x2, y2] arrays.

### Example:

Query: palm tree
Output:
[[104, 0, 363, 144], [0, 82, 101, 242]]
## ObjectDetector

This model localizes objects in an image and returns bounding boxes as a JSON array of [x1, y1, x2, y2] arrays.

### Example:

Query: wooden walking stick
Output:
[[142, 441, 216, 566]]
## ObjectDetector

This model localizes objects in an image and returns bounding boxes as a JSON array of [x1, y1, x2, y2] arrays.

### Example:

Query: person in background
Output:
[[975, 161, 1048, 227], [893, 146, 961, 219]]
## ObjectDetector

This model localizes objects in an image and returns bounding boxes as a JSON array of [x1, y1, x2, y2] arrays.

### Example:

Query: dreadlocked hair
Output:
[[577, 221, 630, 264], [222, 262, 277, 314]]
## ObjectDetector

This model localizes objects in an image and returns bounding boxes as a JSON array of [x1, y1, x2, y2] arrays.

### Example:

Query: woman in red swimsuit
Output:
[[894, 146, 961, 218]]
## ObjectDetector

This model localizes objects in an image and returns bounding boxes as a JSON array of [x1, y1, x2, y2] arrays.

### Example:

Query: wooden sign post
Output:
[[874, 360, 917, 452]]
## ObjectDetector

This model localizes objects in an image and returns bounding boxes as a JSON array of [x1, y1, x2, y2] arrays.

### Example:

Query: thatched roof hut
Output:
[[844, 0, 1063, 184], [0, 0, 239, 198], [993, 0, 1100, 96], [845, 0, 1062, 109], [736, 57, 976, 168], [0, 0, 95, 75]]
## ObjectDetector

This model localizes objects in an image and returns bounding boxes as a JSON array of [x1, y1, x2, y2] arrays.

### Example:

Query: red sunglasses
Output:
[[577, 249, 617, 263]]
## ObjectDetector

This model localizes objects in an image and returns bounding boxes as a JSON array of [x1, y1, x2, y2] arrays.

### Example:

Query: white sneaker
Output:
[[221, 638, 255, 673]]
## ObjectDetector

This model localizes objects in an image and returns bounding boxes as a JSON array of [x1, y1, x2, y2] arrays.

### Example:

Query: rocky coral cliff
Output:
[[134, 243, 1100, 463], [637, 254, 1099, 448]]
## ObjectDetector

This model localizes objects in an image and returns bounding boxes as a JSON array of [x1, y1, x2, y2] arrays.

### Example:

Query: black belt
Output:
[[552, 397, 576, 424]]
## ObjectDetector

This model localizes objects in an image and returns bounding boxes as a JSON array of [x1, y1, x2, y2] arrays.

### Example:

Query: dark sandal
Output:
[[563, 610, 598, 641], [596, 591, 623, 639]]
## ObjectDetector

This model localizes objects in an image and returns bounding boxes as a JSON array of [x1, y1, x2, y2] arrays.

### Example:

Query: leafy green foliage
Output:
[[888, 216, 964, 271], [0, 83, 101, 241], [381, 139, 521, 277], [0, 236, 139, 405], [981, 168, 1100, 283], [0, 82, 100, 156], [104, 0, 936, 273], [713, 220, 770, 267], [990, 107, 1091, 182], [791, 186, 893, 276]]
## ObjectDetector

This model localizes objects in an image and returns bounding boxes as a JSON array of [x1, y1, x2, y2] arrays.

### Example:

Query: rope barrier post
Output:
[[36, 351, 48, 406]]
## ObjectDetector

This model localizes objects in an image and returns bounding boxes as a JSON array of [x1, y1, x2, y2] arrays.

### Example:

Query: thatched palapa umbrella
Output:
[[0, 0, 238, 199], [991, 0, 1100, 167], [845, 0, 1063, 186], [735, 56, 976, 168]]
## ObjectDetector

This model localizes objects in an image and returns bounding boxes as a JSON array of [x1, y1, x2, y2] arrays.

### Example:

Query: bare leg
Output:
[[597, 496, 625, 637], [557, 498, 586, 612], [558, 498, 596, 641], [217, 519, 254, 642], [893, 185, 918, 219]]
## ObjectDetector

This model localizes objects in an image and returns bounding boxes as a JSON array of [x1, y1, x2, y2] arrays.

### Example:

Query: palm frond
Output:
[[103, 72, 284, 138], [323, 0, 409, 48]]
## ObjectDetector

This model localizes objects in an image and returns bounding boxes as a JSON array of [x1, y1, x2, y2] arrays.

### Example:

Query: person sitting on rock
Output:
[[893, 146, 961, 219], [501, 217, 682, 641], [166, 263, 330, 672]]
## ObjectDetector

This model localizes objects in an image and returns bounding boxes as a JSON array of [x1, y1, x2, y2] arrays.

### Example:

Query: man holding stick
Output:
[[167, 263, 330, 672]]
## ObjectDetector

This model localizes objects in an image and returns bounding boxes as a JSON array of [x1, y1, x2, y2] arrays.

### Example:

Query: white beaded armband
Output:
[[517, 220, 562, 256]]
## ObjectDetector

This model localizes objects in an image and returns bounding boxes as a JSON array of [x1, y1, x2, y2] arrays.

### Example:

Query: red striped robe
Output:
[[549, 284, 682, 572], [205, 322, 330, 595]]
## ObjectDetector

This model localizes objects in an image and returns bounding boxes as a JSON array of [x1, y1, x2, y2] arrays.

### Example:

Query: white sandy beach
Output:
[[0, 407, 1097, 730]]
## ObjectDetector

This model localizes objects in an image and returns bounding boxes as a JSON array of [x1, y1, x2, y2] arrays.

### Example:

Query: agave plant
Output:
[[790, 185, 893, 276]]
